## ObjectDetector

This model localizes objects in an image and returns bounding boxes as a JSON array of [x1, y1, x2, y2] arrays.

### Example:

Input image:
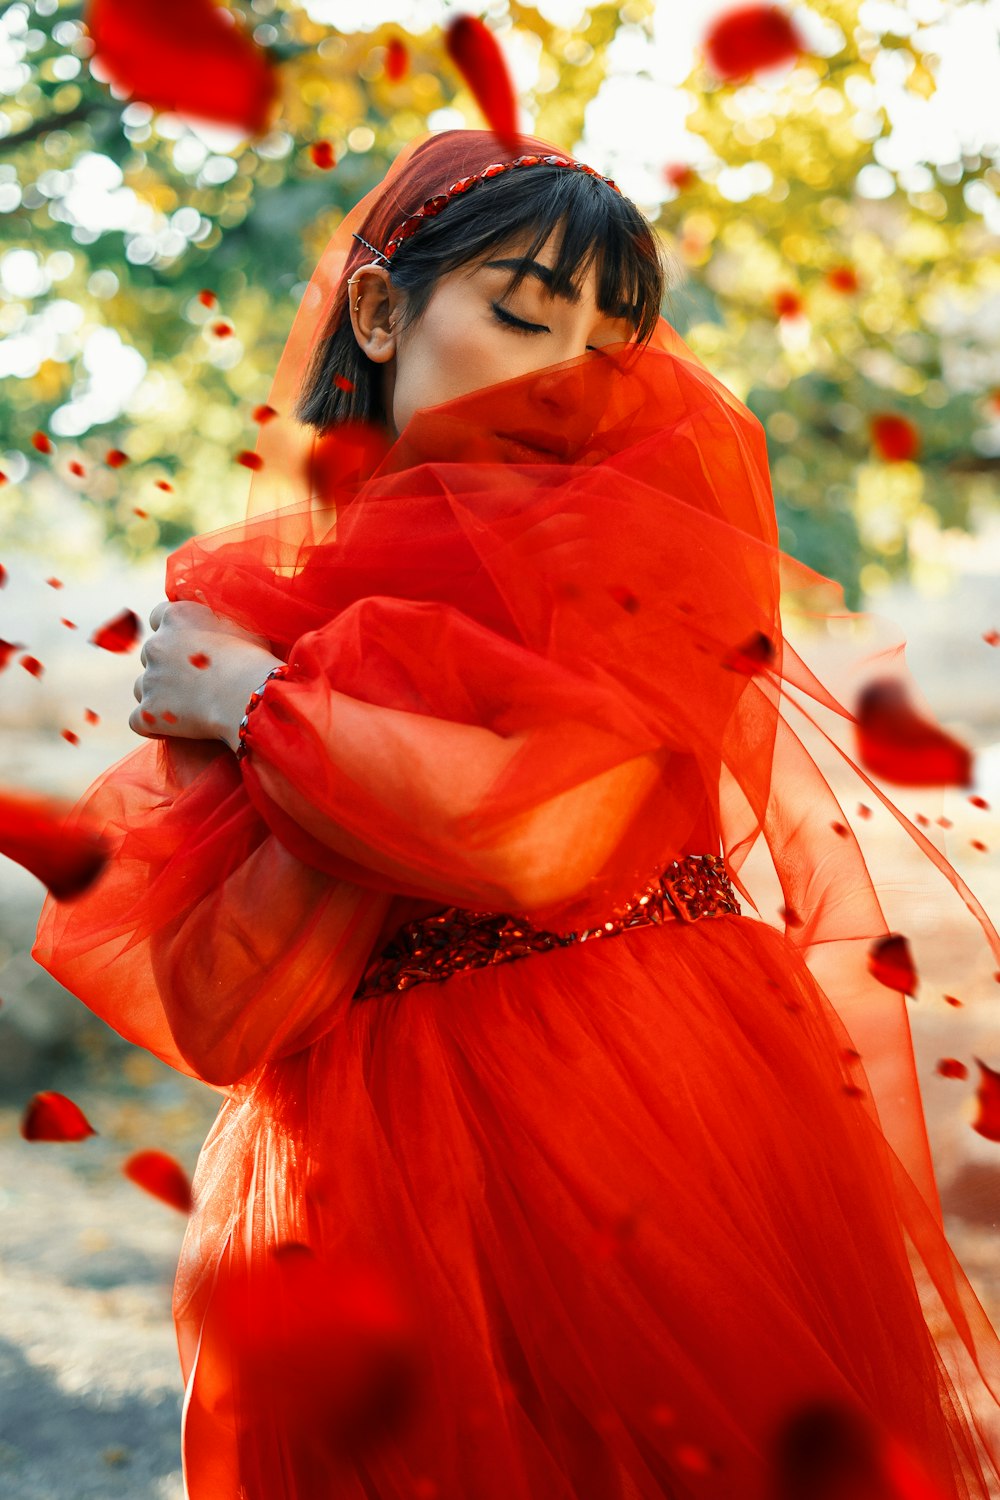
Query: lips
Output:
[[494, 429, 574, 462]]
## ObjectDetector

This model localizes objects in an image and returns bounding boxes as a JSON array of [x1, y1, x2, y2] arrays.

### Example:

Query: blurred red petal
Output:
[[46, 577, 63, 589], [857, 802, 872, 819], [105, 448, 129, 468], [86, 0, 278, 136], [31, 431, 53, 454], [984, 630, 1000, 647], [0, 564, 6, 587], [60, 729, 79, 746], [20, 655, 43, 677], [773, 288, 803, 319], [855, 678, 973, 787], [252, 403, 278, 424], [826, 264, 859, 293], [155, 479, 174, 491], [212, 320, 233, 338], [703, 4, 804, 80], [332, 373, 355, 393], [0, 470, 7, 485], [122, 1149, 193, 1212], [831, 821, 849, 836], [0, 640, 19, 670], [84, 708, 100, 725], [198, 288, 217, 307], [68, 460, 86, 477], [664, 162, 696, 190], [936, 1058, 968, 1080], [722, 630, 775, 675], [206, 1244, 422, 1460], [871, 413, 920, 462], [971, 839, 989, 852], [943, 994, 964, 1007], [21, 1090, 97, 1142], [236, 450, 263, 470], [132, 506, 148, 518], [969, 795, 990, 809], [445, 16, 519, 151], [385, 36, 409, 81], [771, 1398, 950, 1500], [309, 140, 336, 170], [189, 652, 211, 669], [60, 618, 77, 629], [91, 608, 142, 653], [162, 709, 178, 724], [973, 1059, 1000, 1142], [868, 932, 918, 997]]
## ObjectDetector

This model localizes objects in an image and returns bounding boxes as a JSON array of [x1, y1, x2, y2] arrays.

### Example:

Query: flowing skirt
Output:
[[173, 911, 999, 1500]]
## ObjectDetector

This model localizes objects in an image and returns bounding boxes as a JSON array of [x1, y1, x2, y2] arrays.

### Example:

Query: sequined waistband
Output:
[[352, 853, 741, 1003]]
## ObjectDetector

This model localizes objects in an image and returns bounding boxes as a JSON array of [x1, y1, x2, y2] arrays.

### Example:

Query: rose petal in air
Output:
[[31, 431, 53, 454], [20, 655, 43, 677], [969, 795, 990, 810], [105, 448, 129, 468], [722, 631, 775, 676], [236, 451, 263, 470], [973, 1060, 1000, 1143], [984, 630, 1000, 647], [252, 404, 277, 424], [445, 16, 519, 151], [333, 374, 356, 393], [936, 1059, 968, 1080], [868, 933, 918, 997], [86, 0, 279, 136], [84, 708, 100, 725], [0, 640, 20, 670], [855, 678, 973, 788], [122, 1150, 193, 1213], [309, 140, 336, 170], [0, 789, 106, 897], [943, 994, 964, 1008], [155, 479, 174, 491], [773, 288, 803, 320], [212, 320, 233, 338], [871, 413, 920, 462], [46, 577, 63, 589], [826, 265, 859, 293], [385, 36, 409, 80], [68, 460, 86, 478], [664, 163, 696, 191], [0, 564, 6, 587], [188, 652, 211, 669], [198, 288, 216, 307], [60, 729, 79, 746], [21, 1091, 97, 1142], [91, 608, 142, 653], [702, 5, 805, 81]]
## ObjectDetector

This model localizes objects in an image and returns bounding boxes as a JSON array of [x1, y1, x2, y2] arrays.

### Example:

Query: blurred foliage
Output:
[[0, 0, 998, 604]]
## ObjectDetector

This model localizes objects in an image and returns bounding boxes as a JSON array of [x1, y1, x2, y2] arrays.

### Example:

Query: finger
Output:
[[133, 673, 143, 703], [149, 601, 168, 631]]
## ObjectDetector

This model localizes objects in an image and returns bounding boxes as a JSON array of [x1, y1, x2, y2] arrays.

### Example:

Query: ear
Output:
[[347, 265, 401, 365]]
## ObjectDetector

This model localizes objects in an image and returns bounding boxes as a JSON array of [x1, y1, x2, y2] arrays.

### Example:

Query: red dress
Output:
[[31, 133, 1000, 1499]]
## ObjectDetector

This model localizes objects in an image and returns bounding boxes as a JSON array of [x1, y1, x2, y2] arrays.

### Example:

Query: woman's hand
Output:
[[130, 601, 284, 752]]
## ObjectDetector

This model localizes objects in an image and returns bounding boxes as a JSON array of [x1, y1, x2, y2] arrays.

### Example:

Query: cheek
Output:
[[391, 306, 530, 430]]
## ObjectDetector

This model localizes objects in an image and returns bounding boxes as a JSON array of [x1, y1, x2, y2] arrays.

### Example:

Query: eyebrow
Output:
[[483, 257, 638, 323]]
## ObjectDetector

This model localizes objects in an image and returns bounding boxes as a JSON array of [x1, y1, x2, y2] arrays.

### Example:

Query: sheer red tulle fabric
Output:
[[32, 132, 1000, 1499]]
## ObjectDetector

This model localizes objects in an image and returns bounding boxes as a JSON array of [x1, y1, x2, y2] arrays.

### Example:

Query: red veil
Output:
[[33, 131, 1000, 1486]]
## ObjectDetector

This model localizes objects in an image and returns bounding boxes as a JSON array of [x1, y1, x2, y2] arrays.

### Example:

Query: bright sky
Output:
[[1, 0, 999, 441]]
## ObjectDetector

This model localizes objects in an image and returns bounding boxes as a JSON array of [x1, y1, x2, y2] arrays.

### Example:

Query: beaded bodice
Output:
[[352, 853, 740, 1003]]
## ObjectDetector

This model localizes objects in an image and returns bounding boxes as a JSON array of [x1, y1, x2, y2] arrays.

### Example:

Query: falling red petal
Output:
[[915, 812, 929, 827], [984, 630, 1000, 647], [105, 448, 129, 468], [773, 288, 803, 319], [309, 140, 337, 170], [60, 729, 79, 746], [84, 708, 100, 725], [971, 840, 989, 852], [385, 36, 409, 81], [46, 577, 63, 589], [60, 618, 77, 630], [936, 1058, 968, 1080], [0, 640, 19, 670], [871, 412, 920, 462], [857, 803, 872, 819], [189, 652, 211, 669], [831, 821, 848, 837], [31, 431, 53, 454], [0, 470, 7, 485], [664, 163, 696, 190], [826, 264, 859, 293], [86, 0, 278, 136], [90, 608, 142, 654], [0, 781, 107, 898], [162, 710, 178, 724], [205, 1244, 421, 1461], [236, 450, 263, 470], [702, 4, 805, 80], [122, 1149, 193, 1213], [198, 288, 217, 307], [722, 630, 775, 676], [969, 795, 990, 809], [68, 460, 86, 478], [212, 320, 233, 338], [779, 905, 803, 928], [252, 403, 278, 424], [21, 1090, 97, 1142], [155, 479, 174, 491], [855, 678, 973, 787], [936, 816, 953, 828], [608, 585, 640, 613], [20, 655, 43, 677], [943, 994, 964, 1008], [140, 710, 157, 725], [868, 932, 918, 997], [133, 507, 148, 518], [333, 373, 356, 393], [0, 564, 6, 587], [973, 1059, 1000, 1142], [445, 15, 519, 152]]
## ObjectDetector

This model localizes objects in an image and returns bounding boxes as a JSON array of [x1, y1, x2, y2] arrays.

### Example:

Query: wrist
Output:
[[218, 654, 286, 753]]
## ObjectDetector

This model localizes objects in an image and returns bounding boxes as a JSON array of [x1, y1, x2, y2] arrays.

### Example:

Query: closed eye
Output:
[[491, 301, 609, 352]]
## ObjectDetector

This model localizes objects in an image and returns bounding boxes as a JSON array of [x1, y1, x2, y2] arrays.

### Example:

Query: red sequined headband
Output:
[[353, 153, 622, 266]]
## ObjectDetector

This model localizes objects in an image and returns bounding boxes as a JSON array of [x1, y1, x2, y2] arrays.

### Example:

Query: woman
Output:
[[33, 130, 1000, 1499]]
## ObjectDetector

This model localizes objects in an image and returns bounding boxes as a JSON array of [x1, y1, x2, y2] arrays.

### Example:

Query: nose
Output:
[[532, 363, 587, 419]]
